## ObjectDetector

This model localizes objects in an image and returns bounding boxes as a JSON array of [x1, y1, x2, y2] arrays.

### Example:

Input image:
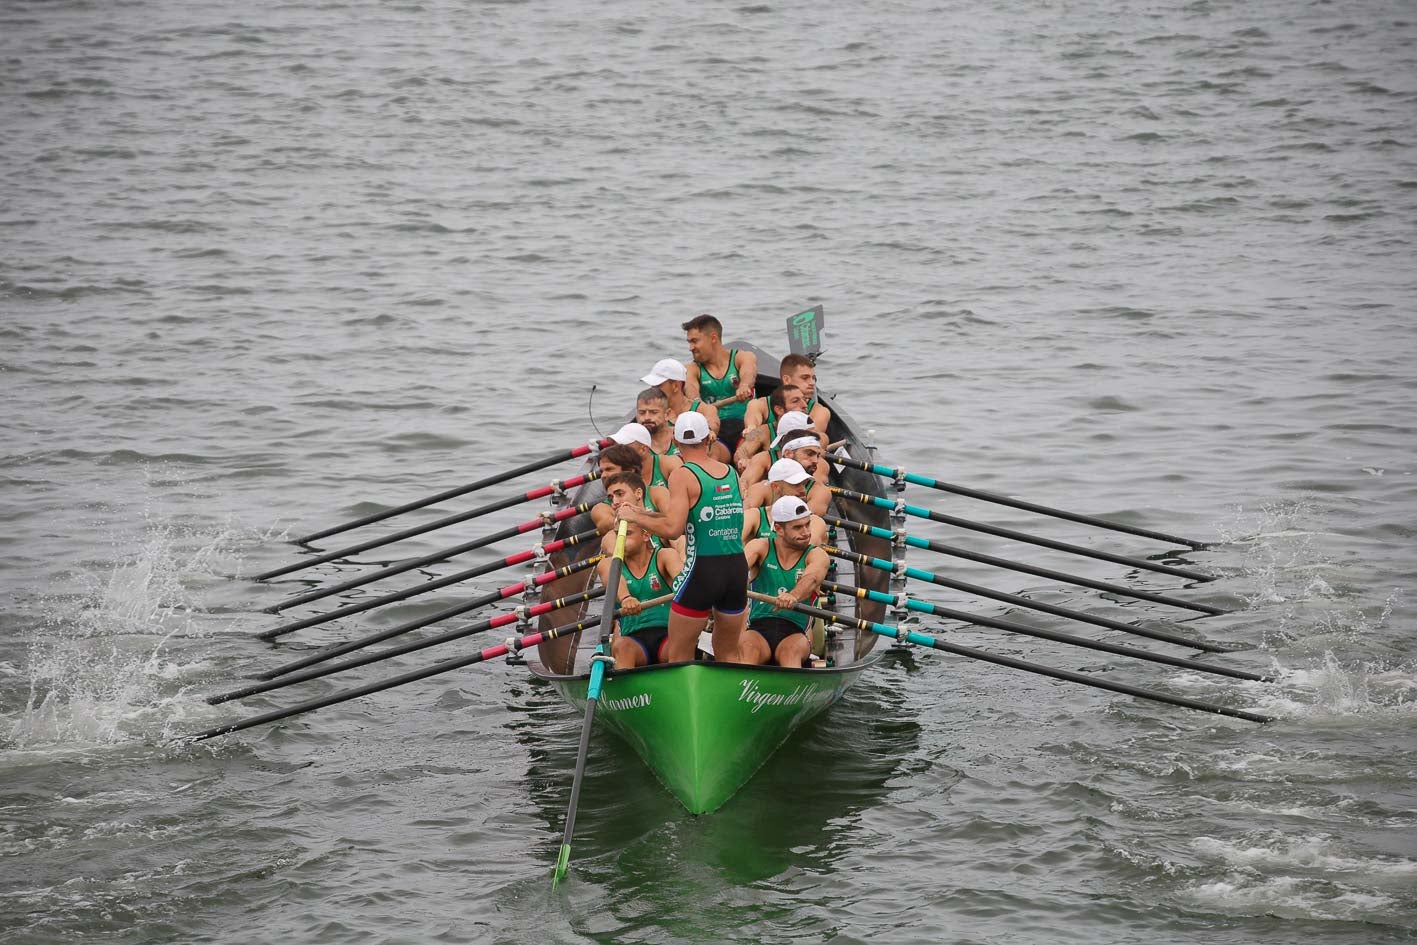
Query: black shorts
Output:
[[717, 417, 745, 452], [750, 616, 806, 657], [672, 551, 748, 618], [625, 626, 669, 665]]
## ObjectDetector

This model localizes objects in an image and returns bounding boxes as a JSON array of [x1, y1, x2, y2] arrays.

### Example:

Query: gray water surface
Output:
[[3, 0, 1415, 942]]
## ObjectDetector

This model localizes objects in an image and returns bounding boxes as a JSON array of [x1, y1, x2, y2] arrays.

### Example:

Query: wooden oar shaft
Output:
[[209, 585, 607, 705], [292, 438, 612, 545], [266, 502, 592, 613], [259, 472, 599, 582], [185, 609, 610, 744], [821, 581, 1271, 683], [820, 542, 1229, 652], [831, 487, 1214, 583], [746, 592, 1271, 724], [831, 454, 1208, 549], [258, 528, 600, 640], [825, 516, 1226, 616], [256, 555, 604, 681]]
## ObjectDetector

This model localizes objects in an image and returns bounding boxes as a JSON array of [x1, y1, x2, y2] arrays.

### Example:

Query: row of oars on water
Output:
[[179, 434, 1275, 885]]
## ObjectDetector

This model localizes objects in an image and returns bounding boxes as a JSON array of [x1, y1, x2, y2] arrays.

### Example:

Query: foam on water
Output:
[[4, 513, 244, 750]]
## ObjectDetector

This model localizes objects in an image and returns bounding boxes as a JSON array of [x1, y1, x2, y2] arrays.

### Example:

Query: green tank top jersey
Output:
[[684, 461, 744, 559], [618, 550, 673, 636], [749, 539, 815, 631], [648, 453, 669, 490], [755, 505, 773, 538], [699, 351, 746, 420]]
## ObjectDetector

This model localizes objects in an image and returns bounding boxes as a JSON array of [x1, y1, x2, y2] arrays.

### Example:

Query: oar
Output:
[[825, 517, 1226, 616], [254, 556, 605, 681], [207, 585, 608, 705], [257, 473, 600, 582], [257, 528, 600, 640], [831, 486, 1214, 583], [820, 544, 1232, 652], [830, 453, 1208, 549], [292, 437, 612, 545], [747, 593, 1272, 724], [266, 502, 592, 613], [821, 581, 1272, 682], [182, 604, 643, 744], [553, 521, 629, 888]]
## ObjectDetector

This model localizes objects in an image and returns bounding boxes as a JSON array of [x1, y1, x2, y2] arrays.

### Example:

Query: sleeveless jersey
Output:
[[683, 461, 744, 559], [618, 550, 673, 636], [648, 452, 669, 490], [665, 400, 702, 456], [698, 350, 746, 420], [749, 539, 814, 631]]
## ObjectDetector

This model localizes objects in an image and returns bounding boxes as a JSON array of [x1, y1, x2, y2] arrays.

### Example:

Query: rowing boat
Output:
[[525, 341, 892, 814]]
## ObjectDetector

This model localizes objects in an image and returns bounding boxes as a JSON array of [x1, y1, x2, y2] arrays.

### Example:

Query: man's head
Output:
[[603, 470, 647, 510], [681, 314, 723, 364], [779, 353, 816, 401], [770, 495, 814, 550], [769, 384, 807, 419], [598, 443, 641, 478], [768, 457, 811, 501], [779, 432, 823, 476], [635, 387, 669, 435], [673, 411, 712, 451], [610, 422, 652, 452]]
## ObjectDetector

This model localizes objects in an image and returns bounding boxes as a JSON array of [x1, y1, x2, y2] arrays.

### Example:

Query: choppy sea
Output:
[[3, 0, 1415, 942]]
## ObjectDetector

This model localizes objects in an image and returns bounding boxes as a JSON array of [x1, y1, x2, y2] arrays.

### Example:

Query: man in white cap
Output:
[[742, 458, 829, 543], [740, 411, 827, 493], [640, 356, 726, 462], [609, 421, 681, 493], [616, 410, 748, 664], [741, 495, 829, 667], [591, 442, 671, 535]]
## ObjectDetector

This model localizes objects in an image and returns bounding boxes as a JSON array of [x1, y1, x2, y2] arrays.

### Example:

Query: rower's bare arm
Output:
[[734, 426, 767, 470], [809, 401, 832, 433], [742, 398, 767, 429], [744, 537, 769, 579], [591, 502, 616, 535], [683, 361, 700, 400], [805, 482, 831, 517], [657, 546, 684, 583], [620, 467, 694, 540], [698, 401, 721, 436], [735, 350, 758, 400], [648, 484, 671, 511], [784, 548, 830, 606]]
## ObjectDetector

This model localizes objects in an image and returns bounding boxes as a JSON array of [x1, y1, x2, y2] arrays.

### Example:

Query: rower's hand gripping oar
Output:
[[554, 520, 628, 888], [289, 437, 611, 546], [746, 592, 1273, 724]]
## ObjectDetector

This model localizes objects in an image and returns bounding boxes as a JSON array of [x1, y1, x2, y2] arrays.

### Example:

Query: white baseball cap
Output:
[[640, 357, 688, 386], [609, 422, 652, 448], [673, 411, 711, 444], [770, 411, 814, 448], [770, 495, 813, 524], [767, 458, 811, 485]]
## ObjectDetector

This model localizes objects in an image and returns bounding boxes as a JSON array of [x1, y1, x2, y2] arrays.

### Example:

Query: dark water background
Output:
[[3, 0, 1416, 941]]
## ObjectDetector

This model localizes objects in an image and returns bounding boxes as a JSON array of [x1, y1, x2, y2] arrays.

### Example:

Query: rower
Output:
[[734, 383, 808, 472], [640, 356, 727, 462], [681, 313, 757, 452], [590, 442, 669, 535], [742, 458, 829, 544], [740, 354, 830, 439], [741, 496, 829, 668], [610, 421, 681, 492], [635, 387, 674, 455], [740, 411, 827, 494], [597, 473, 683, 670], [616, 411, 748, 664]]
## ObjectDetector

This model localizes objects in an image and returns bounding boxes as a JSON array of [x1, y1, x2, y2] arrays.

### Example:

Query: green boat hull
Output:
[[538, 657, 879, 814]]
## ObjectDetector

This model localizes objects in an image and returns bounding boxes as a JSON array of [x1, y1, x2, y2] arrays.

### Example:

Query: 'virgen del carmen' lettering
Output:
[[737, 678, 834, 714]]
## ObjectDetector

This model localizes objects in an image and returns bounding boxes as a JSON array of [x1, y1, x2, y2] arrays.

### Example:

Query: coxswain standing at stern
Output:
[[681, 314, 757, 454], [616, 412, 748, 665]]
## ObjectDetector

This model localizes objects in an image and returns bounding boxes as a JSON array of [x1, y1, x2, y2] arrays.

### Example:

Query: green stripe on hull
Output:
[[546, 658, 878, 814]]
